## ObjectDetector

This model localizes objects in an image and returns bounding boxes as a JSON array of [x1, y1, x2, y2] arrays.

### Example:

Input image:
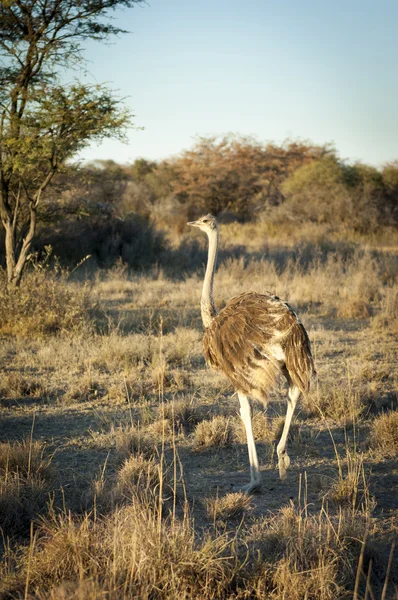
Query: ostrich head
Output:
[[187, 214, 217, 232]]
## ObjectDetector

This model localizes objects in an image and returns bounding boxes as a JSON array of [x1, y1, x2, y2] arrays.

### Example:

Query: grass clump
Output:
[[0, 372, 52, 400], [244, 503, 371, 600], [235, 411, 285, 444], [116, 454, 163, 497], [205, 492, 252, 522], [162, 396, 203, 433], [114, 424, 156, 458], [192, 415, 237, 450], [90, 454, 168, 512], [337, 298, 371, 319], [371, 285, 398, 332], [91, 423, 157, 460], [0, 439, 53, 478], [325, 451, 371, 510], [311, 384, 364, 424], [0, 439, 55, 537], [162, 327, 202, 366], [4, 501, 238, 600], [369, 410, 398, 456]]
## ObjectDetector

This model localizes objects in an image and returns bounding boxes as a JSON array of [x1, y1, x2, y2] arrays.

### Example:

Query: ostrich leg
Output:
[[276, 385, 300, 480], [237, 392, 262, 493]]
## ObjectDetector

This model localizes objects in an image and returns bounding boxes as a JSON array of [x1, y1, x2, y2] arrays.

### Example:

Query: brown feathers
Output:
[[203, 292, 315, 401], [190, 214, 316, 489], [284, 316, 315, 393]]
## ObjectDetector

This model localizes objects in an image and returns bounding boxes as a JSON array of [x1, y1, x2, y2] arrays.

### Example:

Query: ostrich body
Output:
[[188, 214, 315, 493]]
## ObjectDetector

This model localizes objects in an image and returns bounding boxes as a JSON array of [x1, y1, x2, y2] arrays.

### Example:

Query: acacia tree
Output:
[[0, 0, 141, 285]]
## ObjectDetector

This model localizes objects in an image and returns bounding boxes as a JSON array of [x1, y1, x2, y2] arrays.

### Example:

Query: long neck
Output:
[[201, 227, 218, 328]]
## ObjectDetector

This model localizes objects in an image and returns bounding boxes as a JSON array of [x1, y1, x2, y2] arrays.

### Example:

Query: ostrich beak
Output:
[[187, 220, 199, 227]]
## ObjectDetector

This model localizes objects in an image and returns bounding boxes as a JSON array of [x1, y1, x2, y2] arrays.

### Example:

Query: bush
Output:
[[279, 156, 395, 231], [0, 259, 93, 336], [161, 136, 326, 220], [36, 214, 164, 270]]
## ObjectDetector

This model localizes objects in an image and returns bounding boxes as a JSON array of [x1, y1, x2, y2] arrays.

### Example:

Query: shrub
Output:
[[0, 260, 93, 336], [279, 156, 393, 231], [152, 136, 326, 221], [36, 214, 164, 270]]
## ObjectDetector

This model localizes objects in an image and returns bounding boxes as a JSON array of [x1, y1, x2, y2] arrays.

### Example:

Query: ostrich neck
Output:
[[201, 227, 218, 328]]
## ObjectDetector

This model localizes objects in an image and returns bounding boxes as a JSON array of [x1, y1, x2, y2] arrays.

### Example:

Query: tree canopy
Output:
[[0, 0, 142, 285]]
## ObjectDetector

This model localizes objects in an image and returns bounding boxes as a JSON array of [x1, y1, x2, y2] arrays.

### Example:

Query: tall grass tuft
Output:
[[369, 410, 398, 456], [4, 500, 239, 600], [244, 503, 371, 600], [0, 438, 55, 537], [192, 415, 237, 449], [205, 492, 252, 522]]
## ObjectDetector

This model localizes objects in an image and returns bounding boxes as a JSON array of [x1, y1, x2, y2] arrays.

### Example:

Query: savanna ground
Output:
[[1, 221, 398, 599]]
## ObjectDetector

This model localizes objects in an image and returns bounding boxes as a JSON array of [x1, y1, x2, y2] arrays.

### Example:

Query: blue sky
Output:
[[78, 0, 398, 167]]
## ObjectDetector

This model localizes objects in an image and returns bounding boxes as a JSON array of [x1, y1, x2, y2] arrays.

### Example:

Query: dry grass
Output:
[[244, 503, 370, 600], [325, 448, 371, 511], [0, 439, 55, 537], [0, 265, 93, 337], [2, 501, 239, 600], [161, 396, 203, 432], [116, 454, 163, 496], [0, 372, 52, 400], [205, 492, 252, 521], [192, 415, 237, 449], [311, 384, 364, 424], [88, 453, 173, 514], [371, 284, 398, 332], [0, 438, 53, 478], [0, 493, 381, 600], [369, 410, 398, 456], [0, 222, 397, 598], [91, 423, 158, 459], [235, 411, 285, 444]]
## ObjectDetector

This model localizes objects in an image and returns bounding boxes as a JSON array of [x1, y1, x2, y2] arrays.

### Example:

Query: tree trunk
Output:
[[14, 206, 36, 286], [3, 206, 36, 287], [4, 221, 17, 285]]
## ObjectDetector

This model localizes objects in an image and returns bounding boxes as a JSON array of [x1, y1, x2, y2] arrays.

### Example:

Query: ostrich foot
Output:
[[278, 452, 291, 480], [233, 479, 262, 494]]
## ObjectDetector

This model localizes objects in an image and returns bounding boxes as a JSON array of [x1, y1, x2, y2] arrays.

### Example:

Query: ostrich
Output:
[[188, 214, 316, 493]]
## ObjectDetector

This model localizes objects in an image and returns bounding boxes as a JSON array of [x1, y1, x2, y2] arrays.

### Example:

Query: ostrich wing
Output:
[[203, 292, 314, 397]]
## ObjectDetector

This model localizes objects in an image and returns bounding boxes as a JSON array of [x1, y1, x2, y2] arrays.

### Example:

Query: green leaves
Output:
[[0, 0, 141, 284], [3, 84, 131, 183]]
